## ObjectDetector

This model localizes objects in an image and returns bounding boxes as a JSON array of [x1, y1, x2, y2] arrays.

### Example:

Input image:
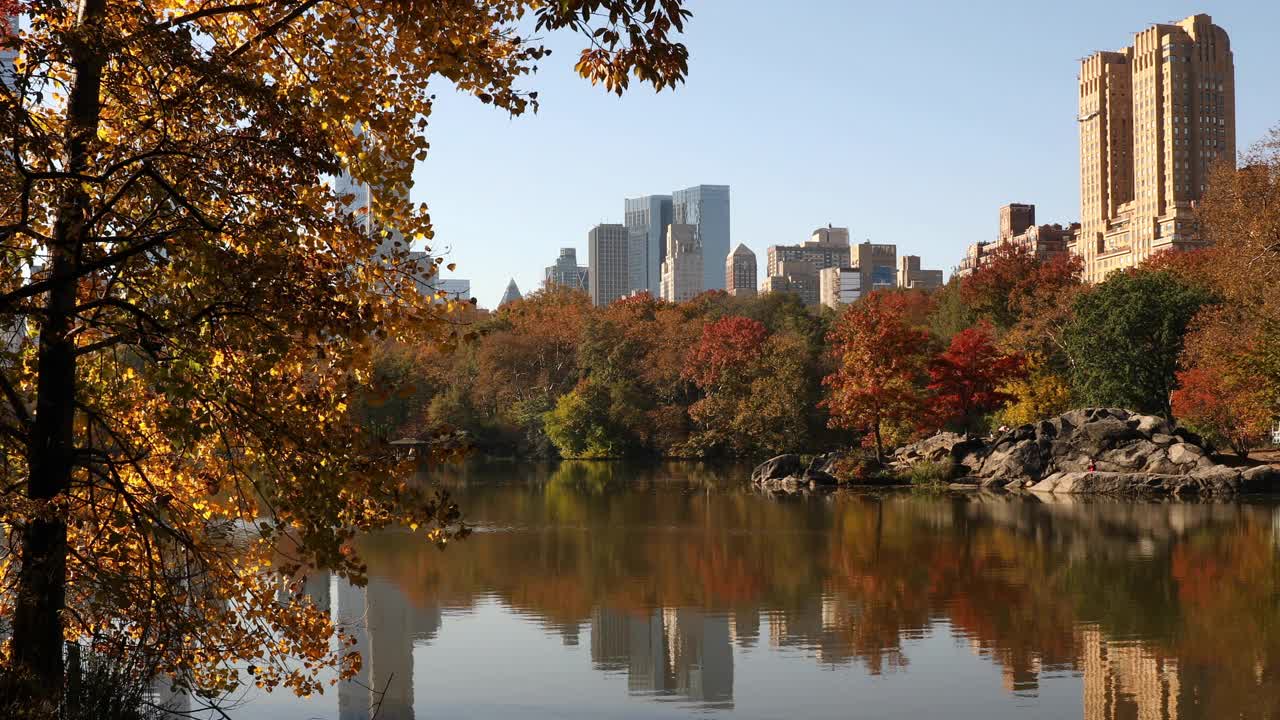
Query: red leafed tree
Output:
[[1172, 308, 1275, 456], [927, 322, 1026, 432], [684, 316, 768, 390], [961, 243, 1082, 332], [821, 292, 933, 459]]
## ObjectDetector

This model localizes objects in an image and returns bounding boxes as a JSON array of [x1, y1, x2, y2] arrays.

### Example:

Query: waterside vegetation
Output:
[[362, 129, 1280, 464]]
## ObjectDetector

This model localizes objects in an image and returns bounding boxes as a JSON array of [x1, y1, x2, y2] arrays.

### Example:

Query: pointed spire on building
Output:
[[498, 278, 522, 307]]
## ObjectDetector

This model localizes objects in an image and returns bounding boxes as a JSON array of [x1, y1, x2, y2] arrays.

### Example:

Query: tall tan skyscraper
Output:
[[1077, 13, 1235, 282], [660, 224, 703, 303]]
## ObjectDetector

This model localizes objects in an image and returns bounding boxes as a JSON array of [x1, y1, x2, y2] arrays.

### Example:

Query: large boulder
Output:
[[752, 454, 804, 485]]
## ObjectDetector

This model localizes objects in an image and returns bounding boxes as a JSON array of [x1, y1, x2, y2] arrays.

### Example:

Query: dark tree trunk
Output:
[[9, 0, 107, 710]]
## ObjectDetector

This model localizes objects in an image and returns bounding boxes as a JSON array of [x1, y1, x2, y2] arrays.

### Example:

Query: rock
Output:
[[884, 407, 1275, 497], [977, 439, 1046, 483], [1029, 466, 1280, 496], [893, 432, 967, 465], [1241, 465, 1280, 492], [1141, 449, 1182, 475], [1166, 443, 1203, 467], [1081, 417, 1142, 450], [1136, 415, 1175, 436], [804, 468, 839, 486], [752, 454, 803, 485]]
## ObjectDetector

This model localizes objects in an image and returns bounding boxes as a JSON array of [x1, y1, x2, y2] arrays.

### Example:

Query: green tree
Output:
[[1063, 270, 1214, 417], [543, 378, 645, 458]]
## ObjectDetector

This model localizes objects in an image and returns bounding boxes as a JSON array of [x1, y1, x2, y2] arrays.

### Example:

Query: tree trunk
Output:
[[9, 0, 108, 710]]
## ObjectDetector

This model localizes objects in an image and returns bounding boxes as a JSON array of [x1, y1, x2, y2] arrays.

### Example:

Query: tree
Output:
[[994, 354, 1073, 427], [1190, 127, 1280, 427], [683, 317, 809, 457], [543, 377, 646, 458], [822, 292, 933, 459], [960, 244, 1082, 333], [0, 0, 692, 711], [927, 322, 1025, 432], [1063, 270, 1214, 418], [1172, 367, 1272, 456], [684, 316, 768, 390], [927, 277, 978, 342], [1172, 306, 1275, 455]]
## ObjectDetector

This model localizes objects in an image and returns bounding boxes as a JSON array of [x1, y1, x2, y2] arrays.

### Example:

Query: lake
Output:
[[211, 461, 1280, 719]]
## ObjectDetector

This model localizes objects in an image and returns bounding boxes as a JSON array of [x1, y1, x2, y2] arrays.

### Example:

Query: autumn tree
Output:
[[0, 0, 692, 712], [994, 354, 1073, 427], [1185, 127, 1280, 434], [1172, 306, 1276, 456], [822, 292, 933, 459], [960, 244, 1082, 333], [1062, 269, 1214, 418], [682, 316, 810, 457], [926, 322, 1025, 433]]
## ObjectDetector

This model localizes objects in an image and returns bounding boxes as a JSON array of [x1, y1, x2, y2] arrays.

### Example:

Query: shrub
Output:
[[827, 453, 887, 484], [904, 459, 957, 485]]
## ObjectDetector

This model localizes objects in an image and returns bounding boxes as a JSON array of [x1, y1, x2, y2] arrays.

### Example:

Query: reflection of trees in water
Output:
[[358, 469, 1280, 718]]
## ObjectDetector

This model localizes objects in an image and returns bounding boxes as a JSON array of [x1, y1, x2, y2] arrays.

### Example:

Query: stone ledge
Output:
[[1029, 466, 1280, 496]]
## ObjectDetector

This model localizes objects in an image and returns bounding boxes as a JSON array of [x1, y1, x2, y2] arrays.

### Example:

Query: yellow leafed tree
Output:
[[0, 0, 690, 713]]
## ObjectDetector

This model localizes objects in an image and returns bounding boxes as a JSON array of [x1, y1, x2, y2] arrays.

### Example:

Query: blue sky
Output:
[[411, 1, 1280, 308]]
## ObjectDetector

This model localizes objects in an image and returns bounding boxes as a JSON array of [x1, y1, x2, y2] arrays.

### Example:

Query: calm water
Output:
[[216, 462, 1280, 719]]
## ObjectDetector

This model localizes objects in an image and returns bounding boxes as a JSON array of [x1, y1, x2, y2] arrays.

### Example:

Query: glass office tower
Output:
[[672, 185, 730, 292]]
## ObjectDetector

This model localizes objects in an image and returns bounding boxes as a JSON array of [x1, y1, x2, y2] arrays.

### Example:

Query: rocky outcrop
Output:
[[752, 451, 894, 492], [893, 408, 1280, 496], [1030, 466, 1280, 496]]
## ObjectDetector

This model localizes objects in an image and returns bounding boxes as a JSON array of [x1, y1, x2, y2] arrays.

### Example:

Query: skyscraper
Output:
[[819, 266, 861, 309], [660, 224, 703, 303], [854, 241, 897, 293], [498, 279, 522, 307], [1077, 14, 1235, 282], [766, 226, 852, 277], [588, 224, 630, 307], [897, 256, 944, 290], [624, 195, 672, 294], [334, 124, 414, 259], [544, 248, 589, 291], [726, 244, 757, 297], [672, 185, 730, 291]]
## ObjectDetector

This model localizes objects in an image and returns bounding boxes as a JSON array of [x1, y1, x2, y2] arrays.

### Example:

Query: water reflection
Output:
[[335, 577, 441, 720], [250, 462, 1280, 719]]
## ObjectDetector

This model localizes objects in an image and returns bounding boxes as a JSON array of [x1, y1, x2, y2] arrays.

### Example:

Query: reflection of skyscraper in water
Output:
[[731, 607, 760, 649], [303, 571, 331, 614], [589, 606, 732, 709], [337, 582, 371, 720], [671, 609, 733, 709], [590, 607, 632, 671], [337, 577, 442, 720], [1079, 626, 1180, 720], [628, 608, 669, 694]]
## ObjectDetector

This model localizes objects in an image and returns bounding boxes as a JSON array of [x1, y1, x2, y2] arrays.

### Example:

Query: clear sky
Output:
[[410, 1, 1280, 308]]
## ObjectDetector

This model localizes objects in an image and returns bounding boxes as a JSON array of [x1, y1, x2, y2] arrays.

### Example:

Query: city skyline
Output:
[[408, 1, 1280, 307]]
